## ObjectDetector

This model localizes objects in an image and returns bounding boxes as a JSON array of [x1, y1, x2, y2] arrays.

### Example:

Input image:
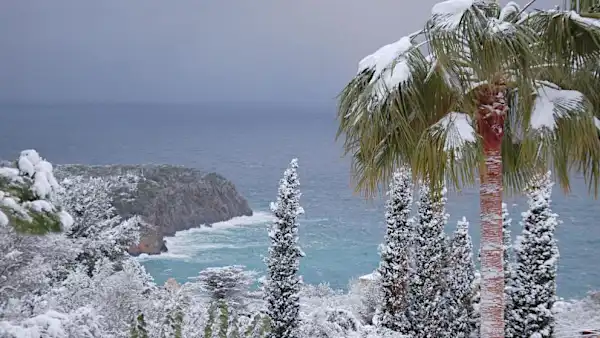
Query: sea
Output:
[[1, 102, 598, 299]]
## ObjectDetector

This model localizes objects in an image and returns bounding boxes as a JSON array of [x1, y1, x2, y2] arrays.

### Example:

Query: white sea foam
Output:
[[136, 211, 274, 262]]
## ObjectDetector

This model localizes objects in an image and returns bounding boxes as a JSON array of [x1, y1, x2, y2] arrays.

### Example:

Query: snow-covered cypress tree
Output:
[[407, 182, 449, 338], [265, 159, 304, 338], [447, 217, 477, 338], [502, 202, 514, 333], [506, 171, 559, 338], [502, 202, 513, 285], [471, 270, 481, 337], [376, 168, 414, 333]]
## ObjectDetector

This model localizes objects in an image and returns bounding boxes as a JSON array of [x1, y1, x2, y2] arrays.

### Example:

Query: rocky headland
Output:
[[55, 164, 253, 255]]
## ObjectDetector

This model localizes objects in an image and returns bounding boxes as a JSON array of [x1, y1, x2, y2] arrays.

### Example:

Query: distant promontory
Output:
[[55, 164, 253, 255]]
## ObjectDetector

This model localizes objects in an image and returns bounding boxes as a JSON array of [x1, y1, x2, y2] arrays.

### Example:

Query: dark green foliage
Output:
[[162, 305, 184, 338], [130, 312, 149, 338]]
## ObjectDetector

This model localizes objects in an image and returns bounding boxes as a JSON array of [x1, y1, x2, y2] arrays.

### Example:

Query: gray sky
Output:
[[0, 0, 560, 104]]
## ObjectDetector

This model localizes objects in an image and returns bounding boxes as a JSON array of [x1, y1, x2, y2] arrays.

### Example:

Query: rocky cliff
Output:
[[55, 164, 253, 255]]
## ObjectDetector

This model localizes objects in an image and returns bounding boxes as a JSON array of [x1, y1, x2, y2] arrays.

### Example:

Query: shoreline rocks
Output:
[[55, 164, 253, 255]]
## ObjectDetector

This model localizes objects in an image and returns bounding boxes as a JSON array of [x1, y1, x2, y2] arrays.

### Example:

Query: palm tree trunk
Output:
[[476, 86, 507, 338]]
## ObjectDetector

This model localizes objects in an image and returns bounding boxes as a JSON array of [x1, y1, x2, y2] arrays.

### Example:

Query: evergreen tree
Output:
[[471, 271, 481, 337], [502, 202, 514, 334], [407, 182, 449, 337], [264, 159, 304, 338], [376, 168, 414, 333], [447, 217, 477, 338], [189, 265, 257, 309], [502, 202, 513, 285], [506, 171, 559, 338]]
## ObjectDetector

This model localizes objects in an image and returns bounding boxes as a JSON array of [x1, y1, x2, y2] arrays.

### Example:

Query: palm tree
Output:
[[336, 1, 600, 337]]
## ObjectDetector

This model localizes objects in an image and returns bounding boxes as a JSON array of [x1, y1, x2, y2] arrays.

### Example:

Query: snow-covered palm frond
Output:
[[354, 37, 416, 111], [429, 0, 493, 32], [431, 112, 477, 152], [499, 1, 523, 22], [530, 82, 588, 132]]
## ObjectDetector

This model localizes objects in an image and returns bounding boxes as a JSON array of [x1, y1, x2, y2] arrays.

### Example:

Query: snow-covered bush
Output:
[[265, 159, 304, 338], [0, 307, 104, 338], [188, 265, 258, 309], [0, 149, 72, 234], [300, 308, 360, 338], [55, 175, 142, 274], [34, 257, 158, 337], [554, 295, 600, 338], [346, 277, 380, 325]]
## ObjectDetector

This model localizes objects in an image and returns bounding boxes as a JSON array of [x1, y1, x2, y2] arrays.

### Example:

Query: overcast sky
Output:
[[0, 0, 561, 104]]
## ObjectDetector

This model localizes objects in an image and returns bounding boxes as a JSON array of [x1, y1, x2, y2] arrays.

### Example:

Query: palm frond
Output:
[[524, 10, 600, 68], [519, 81, 600, 195], [337, 44, 462, 196], [413, 112, 481, 193]]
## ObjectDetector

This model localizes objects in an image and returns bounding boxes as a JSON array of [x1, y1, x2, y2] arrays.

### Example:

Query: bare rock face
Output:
[[55, 164, 253, 255]]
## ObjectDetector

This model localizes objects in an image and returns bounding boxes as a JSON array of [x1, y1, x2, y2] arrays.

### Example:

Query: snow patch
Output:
[[24, 200, 55, 213], [489, 18, 516, 34], [357, 37, 413, 105], [0, 167, 22, 183], [594, 117, 600, 131], [431, 0, 474, 30], [0, 210, 8, 227], [569, 11, 600, 29], [58, 210, 74, 230], [531, 83, 586, 131], [433, 112, 477, 152], [499, 1, 520, 21]]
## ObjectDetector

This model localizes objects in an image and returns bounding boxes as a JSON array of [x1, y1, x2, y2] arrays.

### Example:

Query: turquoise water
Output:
[[1, 103, 598, 299]]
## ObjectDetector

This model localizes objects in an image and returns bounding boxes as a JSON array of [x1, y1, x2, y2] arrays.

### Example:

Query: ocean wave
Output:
[[137, 211, 274, 261], [136, 252, 192, 261], [178, 211, 275, 234]]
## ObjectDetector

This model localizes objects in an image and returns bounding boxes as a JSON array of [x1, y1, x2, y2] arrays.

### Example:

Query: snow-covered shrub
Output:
[[188, 265, 258, 309], [0, 307, 104, 338], [33, 257, 158, 337], [0, 149, 72, 234], [265, 159, 304, 338], [554, 296, 600, 338], [300, 308, 360, 338], [347, 277, 380, 325], [55, 175, 142, 274]]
